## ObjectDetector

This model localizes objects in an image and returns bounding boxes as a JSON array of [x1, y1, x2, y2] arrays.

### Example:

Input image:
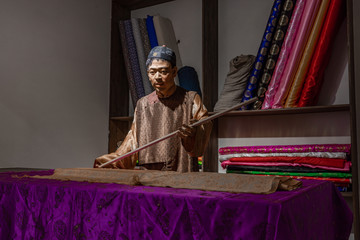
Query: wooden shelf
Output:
[[209, 104, 350, 117], [110, 116, 133, 121], [114, 0, 174, 10], [110, 104, 350, 121], [108, 0, 359, 236], [341, 192, 353, 198]]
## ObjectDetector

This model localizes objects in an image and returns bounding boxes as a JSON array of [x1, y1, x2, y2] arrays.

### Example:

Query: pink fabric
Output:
[[271, 0, 321, 109], [219, 144, 351, 155], [262, 0, 306, 109], [228, 156, 346, 168], [221, 160, 352, 172], [219, 152, 348, 162]]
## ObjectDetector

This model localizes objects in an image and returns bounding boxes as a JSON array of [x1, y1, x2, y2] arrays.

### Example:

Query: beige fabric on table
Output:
[[29, 168, 302, 194]]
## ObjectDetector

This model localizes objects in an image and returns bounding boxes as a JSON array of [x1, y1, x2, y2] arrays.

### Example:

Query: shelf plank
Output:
[[111, 116, 134, 121], [208, 104, 350, 117], [341, 192, 353, 198], [110, 104, 350, 121], [114, 0, 175, 10]]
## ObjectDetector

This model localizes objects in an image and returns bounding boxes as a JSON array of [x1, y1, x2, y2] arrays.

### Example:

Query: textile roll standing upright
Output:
[[271, 0, 321, 109], [124, 20, 146, 100], [262, 0, 306, 109], [146, 15, 159, 49], [138, 18, 152, 57], [119, 21, 138, 106], [240, 0, 284, 110], [153, 15, 182, 86], [285, 0, 331, 108], [131, 18, 154, 95], [253, 0, 297, 110], [139, 18, 154, 93], [153, 15, 183, 68], [297, 0, 346, 107]]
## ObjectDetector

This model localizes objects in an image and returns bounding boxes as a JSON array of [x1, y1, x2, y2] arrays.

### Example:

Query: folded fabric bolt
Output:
[[226, 164, 349, 173], [221, 160, 351, 172], [229, 156, 346, 168], [219, 144, 351, 155], [219, 152, 348, 162]]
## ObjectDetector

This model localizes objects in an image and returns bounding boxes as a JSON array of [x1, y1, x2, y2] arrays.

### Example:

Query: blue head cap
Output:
[[146, 45, 176, 68]]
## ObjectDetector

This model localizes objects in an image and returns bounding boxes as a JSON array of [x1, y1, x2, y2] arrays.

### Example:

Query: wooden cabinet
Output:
[[108, 0, 359, 237]]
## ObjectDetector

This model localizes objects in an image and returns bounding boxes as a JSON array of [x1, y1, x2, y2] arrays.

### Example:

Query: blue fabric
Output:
[[178, 66, 202, 97], [124, 20, 146, 99], [119, 20, 138, 106], [252, 0, 297, 110], [146, 15, 158, 49], [240, 0, 284, 110]]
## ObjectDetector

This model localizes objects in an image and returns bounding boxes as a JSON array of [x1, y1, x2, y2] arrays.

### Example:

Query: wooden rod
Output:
[[99, 97, 258, 168]]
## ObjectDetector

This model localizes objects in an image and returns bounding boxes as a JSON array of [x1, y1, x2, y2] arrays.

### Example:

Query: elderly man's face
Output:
[[148, 59, 177, 96]]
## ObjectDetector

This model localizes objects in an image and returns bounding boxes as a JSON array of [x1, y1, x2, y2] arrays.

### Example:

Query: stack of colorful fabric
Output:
[[118, 15, 184, 107], [219, 144, 352, 192], [236, 0, 346, 110]]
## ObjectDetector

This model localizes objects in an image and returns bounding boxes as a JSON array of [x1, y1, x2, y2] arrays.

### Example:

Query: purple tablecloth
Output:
[[0, 170, 353, 240]]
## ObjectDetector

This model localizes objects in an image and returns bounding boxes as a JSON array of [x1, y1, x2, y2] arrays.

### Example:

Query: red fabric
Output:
[[229, 156, 346, 168], [297, 0, 346, 107], [221, 160, 352, 172]]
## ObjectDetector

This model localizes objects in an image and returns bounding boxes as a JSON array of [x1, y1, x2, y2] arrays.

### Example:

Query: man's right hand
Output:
[[93, 153, 125, 169]]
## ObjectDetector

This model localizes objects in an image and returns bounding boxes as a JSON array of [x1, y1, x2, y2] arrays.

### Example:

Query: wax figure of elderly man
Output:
[[94, 46, 212, 172]]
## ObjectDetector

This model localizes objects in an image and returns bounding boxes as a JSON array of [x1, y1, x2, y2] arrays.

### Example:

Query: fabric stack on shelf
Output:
[[234, 0, 345, 110], [219, 144, 352, 192]]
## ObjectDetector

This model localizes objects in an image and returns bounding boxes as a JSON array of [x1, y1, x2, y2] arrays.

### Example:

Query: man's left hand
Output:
[[177, 119, 197, 152]]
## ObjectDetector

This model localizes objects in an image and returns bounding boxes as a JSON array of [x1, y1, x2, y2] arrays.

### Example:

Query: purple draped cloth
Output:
[[0, 170, 352, 240]]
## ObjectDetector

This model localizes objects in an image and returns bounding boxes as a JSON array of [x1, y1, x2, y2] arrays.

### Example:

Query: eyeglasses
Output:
[[147, 68, 171, 76]]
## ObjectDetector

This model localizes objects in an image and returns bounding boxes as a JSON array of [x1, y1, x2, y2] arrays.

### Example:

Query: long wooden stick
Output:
[[99, 97, 258, 168]]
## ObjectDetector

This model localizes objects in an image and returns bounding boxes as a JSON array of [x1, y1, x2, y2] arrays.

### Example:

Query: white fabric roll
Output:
[[153, 15, 182, 86]]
